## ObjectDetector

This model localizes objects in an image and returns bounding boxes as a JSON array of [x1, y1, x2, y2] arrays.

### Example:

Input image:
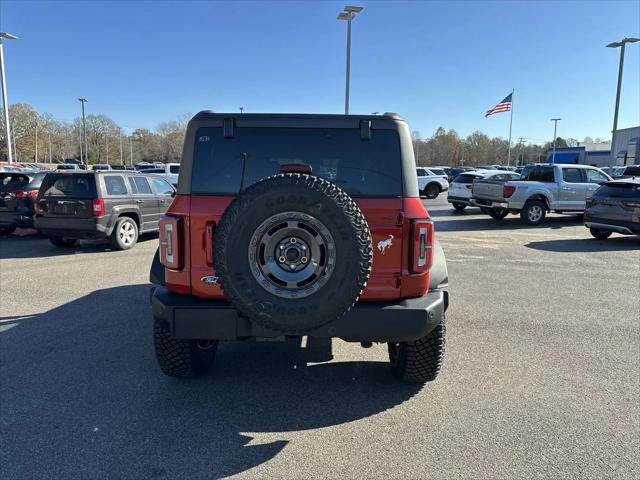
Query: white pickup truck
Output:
[[470, 164, 611, 225], [144, 163, 180, 187]]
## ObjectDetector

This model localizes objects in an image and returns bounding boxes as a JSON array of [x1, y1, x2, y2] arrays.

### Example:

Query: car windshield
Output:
[[191, 127, 403, 197]]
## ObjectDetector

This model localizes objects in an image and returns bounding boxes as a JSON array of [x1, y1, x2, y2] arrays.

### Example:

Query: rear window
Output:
[[169, 165, 180, 174], [429, 168, 446, 176], [624, 166, 640, 176], [453, 174, 479, 184], [40, 174, 97, 197], [525, 166, 555, 182], [593, 183, 640, 199], [56, 164, 76, 170], [0, 173, 31, 191], [191, 127, 403, 196]]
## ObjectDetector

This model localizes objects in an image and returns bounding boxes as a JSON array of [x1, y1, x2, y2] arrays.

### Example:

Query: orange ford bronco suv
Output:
[[149, 112, 449, 382]]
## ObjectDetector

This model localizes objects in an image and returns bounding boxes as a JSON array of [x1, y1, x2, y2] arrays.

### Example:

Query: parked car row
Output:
[[0, 170, 176, 249], [441, 162, 640, 240]]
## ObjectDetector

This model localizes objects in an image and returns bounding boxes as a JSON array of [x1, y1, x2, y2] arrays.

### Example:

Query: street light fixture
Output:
[[606, 37, 640, 162], [78, 97, 88, 164], [337, 6, 364, 115], [551, 118, 561, 163], [0, 32, 18, 163]]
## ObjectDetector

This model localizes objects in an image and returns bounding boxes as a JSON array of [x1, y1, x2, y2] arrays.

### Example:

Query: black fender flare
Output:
[[429, 239, 448, 290], [149, 248, 165, 286]]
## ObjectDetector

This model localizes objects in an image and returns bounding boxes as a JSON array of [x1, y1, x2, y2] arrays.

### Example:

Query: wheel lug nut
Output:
[[280, 245, 285, 250], [290, 238, 297, 244], [301, 245, 306, 250], [301, 257, 308, 263], [279, 256, 286, 263], [290, 264, 295, 270]]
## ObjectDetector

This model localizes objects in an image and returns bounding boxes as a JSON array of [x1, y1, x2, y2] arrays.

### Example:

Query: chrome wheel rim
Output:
[[248, 211, 336, 299], [119, 221, 136, 245], [528, 206, 543, 222]]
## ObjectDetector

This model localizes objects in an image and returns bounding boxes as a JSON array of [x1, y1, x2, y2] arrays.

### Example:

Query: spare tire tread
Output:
[[214, 173, 372, 333]]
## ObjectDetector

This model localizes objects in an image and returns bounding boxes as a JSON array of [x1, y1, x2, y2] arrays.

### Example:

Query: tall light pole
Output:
[[606, 37, 639, 164], [34, 119, 38, 162], [337, 6, 363, 115], [551, 118, 561, 163], [78, 97, 88, 164], [119, 129, 123, 165], [129, 135, 133, 166], [0, 32, 18, 163]]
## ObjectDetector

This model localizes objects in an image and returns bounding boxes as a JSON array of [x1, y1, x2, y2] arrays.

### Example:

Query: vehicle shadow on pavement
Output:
[[0, 284, 422, 480], [525, 236, 640, 252], [0, 233, 159, 259], [433, 215, 583, 232]]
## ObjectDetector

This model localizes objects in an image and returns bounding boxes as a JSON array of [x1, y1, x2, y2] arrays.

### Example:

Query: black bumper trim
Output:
[[151, 287, 448, 342]]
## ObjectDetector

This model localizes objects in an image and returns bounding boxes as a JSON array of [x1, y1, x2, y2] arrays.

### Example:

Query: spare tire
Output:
[[214, 173, 372, 333]]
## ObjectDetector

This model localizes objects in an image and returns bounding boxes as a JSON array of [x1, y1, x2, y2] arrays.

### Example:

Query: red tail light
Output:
[[160, 216, 183, 270], [92, 198, 105, 216], [410, 219, 434, 273], [503, 185, 516, 198]]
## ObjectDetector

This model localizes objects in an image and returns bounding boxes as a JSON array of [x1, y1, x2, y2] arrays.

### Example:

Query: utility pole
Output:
[[78, 97, 88, 163], [34, 119, 38, 162], [551, 118, 561, 164], [129, 135, 133, 166], [78, 128, 83, 164], [337, 6, 364, 115], [0, 32, 18, 163], [48, 132, 52, 162], [119, 130, 123, 165], [517, 137, 526, 165], [606, 38, 639, 164], [105, 135, 109, 164]]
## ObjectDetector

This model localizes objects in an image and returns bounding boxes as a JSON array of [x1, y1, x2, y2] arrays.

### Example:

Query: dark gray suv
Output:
[[35, 171, 175, 250]]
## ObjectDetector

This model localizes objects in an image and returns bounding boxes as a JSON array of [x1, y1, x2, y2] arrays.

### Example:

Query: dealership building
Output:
[[546, 126, 639, 167], [611, 126, 640, 166]]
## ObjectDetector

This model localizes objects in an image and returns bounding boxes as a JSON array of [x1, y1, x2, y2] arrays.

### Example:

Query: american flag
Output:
[[485, 93, 512, 117]]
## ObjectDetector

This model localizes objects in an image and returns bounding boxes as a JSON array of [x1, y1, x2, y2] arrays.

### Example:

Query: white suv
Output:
[[416, 167, 450, 199], [447, 170, 520, 210]]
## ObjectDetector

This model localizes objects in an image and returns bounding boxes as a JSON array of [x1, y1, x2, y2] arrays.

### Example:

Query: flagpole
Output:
[[507, 89, 514, 166]]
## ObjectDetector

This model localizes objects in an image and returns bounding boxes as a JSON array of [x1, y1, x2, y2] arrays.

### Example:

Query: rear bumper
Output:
[[150, 286, 448, 343], [584, 216, 640, 235], [447, 195, 471, 205], [469, 197, 510, 209], [34, 215, 111, 239], [0, 210, 34, 228]]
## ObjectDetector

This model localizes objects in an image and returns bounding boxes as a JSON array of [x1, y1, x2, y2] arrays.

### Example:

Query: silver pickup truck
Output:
[[470, 164, 612, 225]]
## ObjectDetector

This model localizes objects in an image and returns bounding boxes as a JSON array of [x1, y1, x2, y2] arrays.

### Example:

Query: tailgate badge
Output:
[[201, 276, 219, 285], [377, 235, 394, 255]]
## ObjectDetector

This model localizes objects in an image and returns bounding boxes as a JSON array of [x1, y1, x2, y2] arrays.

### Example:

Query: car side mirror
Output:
[[171, 190, 176, 197]]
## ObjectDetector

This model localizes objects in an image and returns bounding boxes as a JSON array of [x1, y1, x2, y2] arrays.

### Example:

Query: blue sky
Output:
[[1, 0, 639, 144]]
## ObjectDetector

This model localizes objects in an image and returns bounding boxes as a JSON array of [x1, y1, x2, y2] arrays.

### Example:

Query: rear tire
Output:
[[424, 183, 441, 199], [452, 203, 466, 211], [153, 319, 217, 378], [520, 200, 546, 226], [0, 226, 16, 236], [49, 235, 77, 247], [388, 317, 446, 383], [110, 217, 139, 250], [590, 228, 612, 240], [488, 208, 509, 220]]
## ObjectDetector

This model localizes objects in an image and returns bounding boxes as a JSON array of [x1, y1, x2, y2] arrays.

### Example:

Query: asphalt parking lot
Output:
[[1, 196, 639, 480]]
